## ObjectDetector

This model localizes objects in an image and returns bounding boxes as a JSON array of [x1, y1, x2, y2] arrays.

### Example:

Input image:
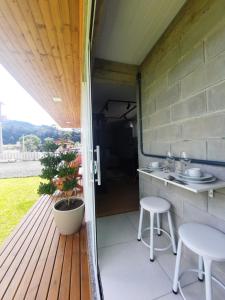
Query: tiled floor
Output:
[[97, 211, 225, 300]]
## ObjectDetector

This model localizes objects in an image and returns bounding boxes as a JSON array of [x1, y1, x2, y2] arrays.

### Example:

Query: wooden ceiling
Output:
[[0, 0, 83, 128]]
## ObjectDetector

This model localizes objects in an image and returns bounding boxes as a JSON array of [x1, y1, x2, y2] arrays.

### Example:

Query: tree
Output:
[[38, 151, 79, 206], [62, 131, 72, 141], [19, 134, 41, 151], [42, 137, 59, 152], [71, 129, 81, 142]]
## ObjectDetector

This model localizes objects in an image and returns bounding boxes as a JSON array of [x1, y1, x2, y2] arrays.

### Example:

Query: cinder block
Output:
[[148, 75, 168, 99], [139, 176, 158, 197], [148, 99, 156, 115], [208, 191, 225, 221], [169, 44, 204, 85], [182, 113, 225, 139], [181, 64, 206, 98], [171, 140, 207, 160], [149, 141, 170, 156], [155, 46, 180, 77], [157, 183, 184, 218], [171, 92, 207, 121], [138, 154, 149, 168], [139, 1, 225, 265], [142, 117, 150, 130], [143, 129, 156, 142], [183, 202, 225, 233], [156, 83, 179, 111], [206, 52, 225, 87], [142, 98, 156, 117], [141, 102, 149, 118], [180, 0, 225, 55], [205, 20, 225, 59], [207, 80, 225, 112], [143, 141, 150, 153], [149, 108, 170, 127], [182, 53, 225, 99], [142, 70, 156, 88], [156, 124, 181, 142], [159, 211, 183, 237], [207, 139, 225, 161], [142, 131, 150, 152], [175, 188, 208, 211], [169, 212, 183, 235]]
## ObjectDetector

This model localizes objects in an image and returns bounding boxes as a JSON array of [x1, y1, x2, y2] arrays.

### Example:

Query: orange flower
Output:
[[70, 154, 82, 168]]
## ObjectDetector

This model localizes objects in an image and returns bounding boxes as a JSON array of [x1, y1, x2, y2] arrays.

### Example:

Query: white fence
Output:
[[0, 151, 44, 162]]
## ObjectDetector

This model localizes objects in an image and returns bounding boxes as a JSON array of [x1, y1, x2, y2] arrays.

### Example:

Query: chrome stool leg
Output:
[[168, 211, 177, 255], [137, 206, 144, 241], [150, 212, 155, 262], [173, 239, 182, 294], [203, 257, 212, 300], [157, 213, 161, 236], [198, 256, 204, 281]]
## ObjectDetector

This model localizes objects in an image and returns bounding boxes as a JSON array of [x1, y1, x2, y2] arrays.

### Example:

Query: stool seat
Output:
[[173, 223, 225, 300], [140, 196, 170, 213], [138, 196, 176, 261], [179, 223, 225, 261]]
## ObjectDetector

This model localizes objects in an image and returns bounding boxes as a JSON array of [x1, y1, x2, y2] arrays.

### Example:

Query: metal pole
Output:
[[0, 121, 3, 154], [21, 134, 26, 152], [0, 103, 3, 153]]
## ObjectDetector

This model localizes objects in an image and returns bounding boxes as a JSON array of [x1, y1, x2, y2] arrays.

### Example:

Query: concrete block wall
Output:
[[138, 0, 225, 281]]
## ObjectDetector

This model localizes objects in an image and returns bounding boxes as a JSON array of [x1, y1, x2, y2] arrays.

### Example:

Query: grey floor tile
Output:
[[97, 213, 225, 300], [181, 280, 225, 300], [98, 240, 172, 300], [125, 210, 149, 231], [97, 214, 137, 248], [156, 248, 198, 287], [155, 291, 182, 300]]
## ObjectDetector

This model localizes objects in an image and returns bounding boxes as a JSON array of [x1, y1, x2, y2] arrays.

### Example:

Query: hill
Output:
[[2, 120, 80, 144]]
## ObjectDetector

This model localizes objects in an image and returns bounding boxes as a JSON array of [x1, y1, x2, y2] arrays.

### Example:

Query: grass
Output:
[[0, 177, 42, 246]]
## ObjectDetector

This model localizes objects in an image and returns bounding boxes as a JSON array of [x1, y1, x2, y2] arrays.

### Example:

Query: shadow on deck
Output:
[[0, 195, 91, 300]]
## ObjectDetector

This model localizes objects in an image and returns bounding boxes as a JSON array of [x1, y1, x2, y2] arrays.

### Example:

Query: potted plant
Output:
[[38, 149, 84, 235]]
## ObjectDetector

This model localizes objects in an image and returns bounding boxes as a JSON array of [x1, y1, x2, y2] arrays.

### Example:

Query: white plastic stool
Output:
[[137, 196, 177, 262], [173, 223, 225, 300]]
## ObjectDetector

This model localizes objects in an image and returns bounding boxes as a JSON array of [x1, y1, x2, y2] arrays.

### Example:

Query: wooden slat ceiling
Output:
[[0, 0, 83, 128]]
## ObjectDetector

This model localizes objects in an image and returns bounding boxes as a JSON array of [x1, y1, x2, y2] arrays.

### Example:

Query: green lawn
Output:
[[0, 177, 42, 246]]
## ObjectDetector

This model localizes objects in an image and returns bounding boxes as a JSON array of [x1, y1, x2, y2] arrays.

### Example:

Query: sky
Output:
[[0, 64, 57, 126]]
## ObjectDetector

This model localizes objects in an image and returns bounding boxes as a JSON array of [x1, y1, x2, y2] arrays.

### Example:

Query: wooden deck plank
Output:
[[13, 219, 56, 300], [0, 194, 47, 256], [47, 234, 66, 299], [0, 195, 92, 300], [30, 228, 60, 300], [0, 194, 48, 263], [2, 215, 54, 300], [0, 195, 52, 273], [0, 198, 54, 298], [80, 226, 91, 300], [58, 235, 73, 300], [0, 195, 50, 273], [70, 233, 81, 300]]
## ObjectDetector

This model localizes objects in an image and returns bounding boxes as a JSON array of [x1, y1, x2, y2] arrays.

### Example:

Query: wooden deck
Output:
[[0, 195, 91, 300]]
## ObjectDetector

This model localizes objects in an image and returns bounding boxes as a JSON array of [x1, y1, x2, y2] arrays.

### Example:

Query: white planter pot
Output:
[[53, 197, 85, 235]]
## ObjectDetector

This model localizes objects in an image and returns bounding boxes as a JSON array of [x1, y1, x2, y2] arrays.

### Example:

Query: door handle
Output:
[[94, 145, 101, 186]]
